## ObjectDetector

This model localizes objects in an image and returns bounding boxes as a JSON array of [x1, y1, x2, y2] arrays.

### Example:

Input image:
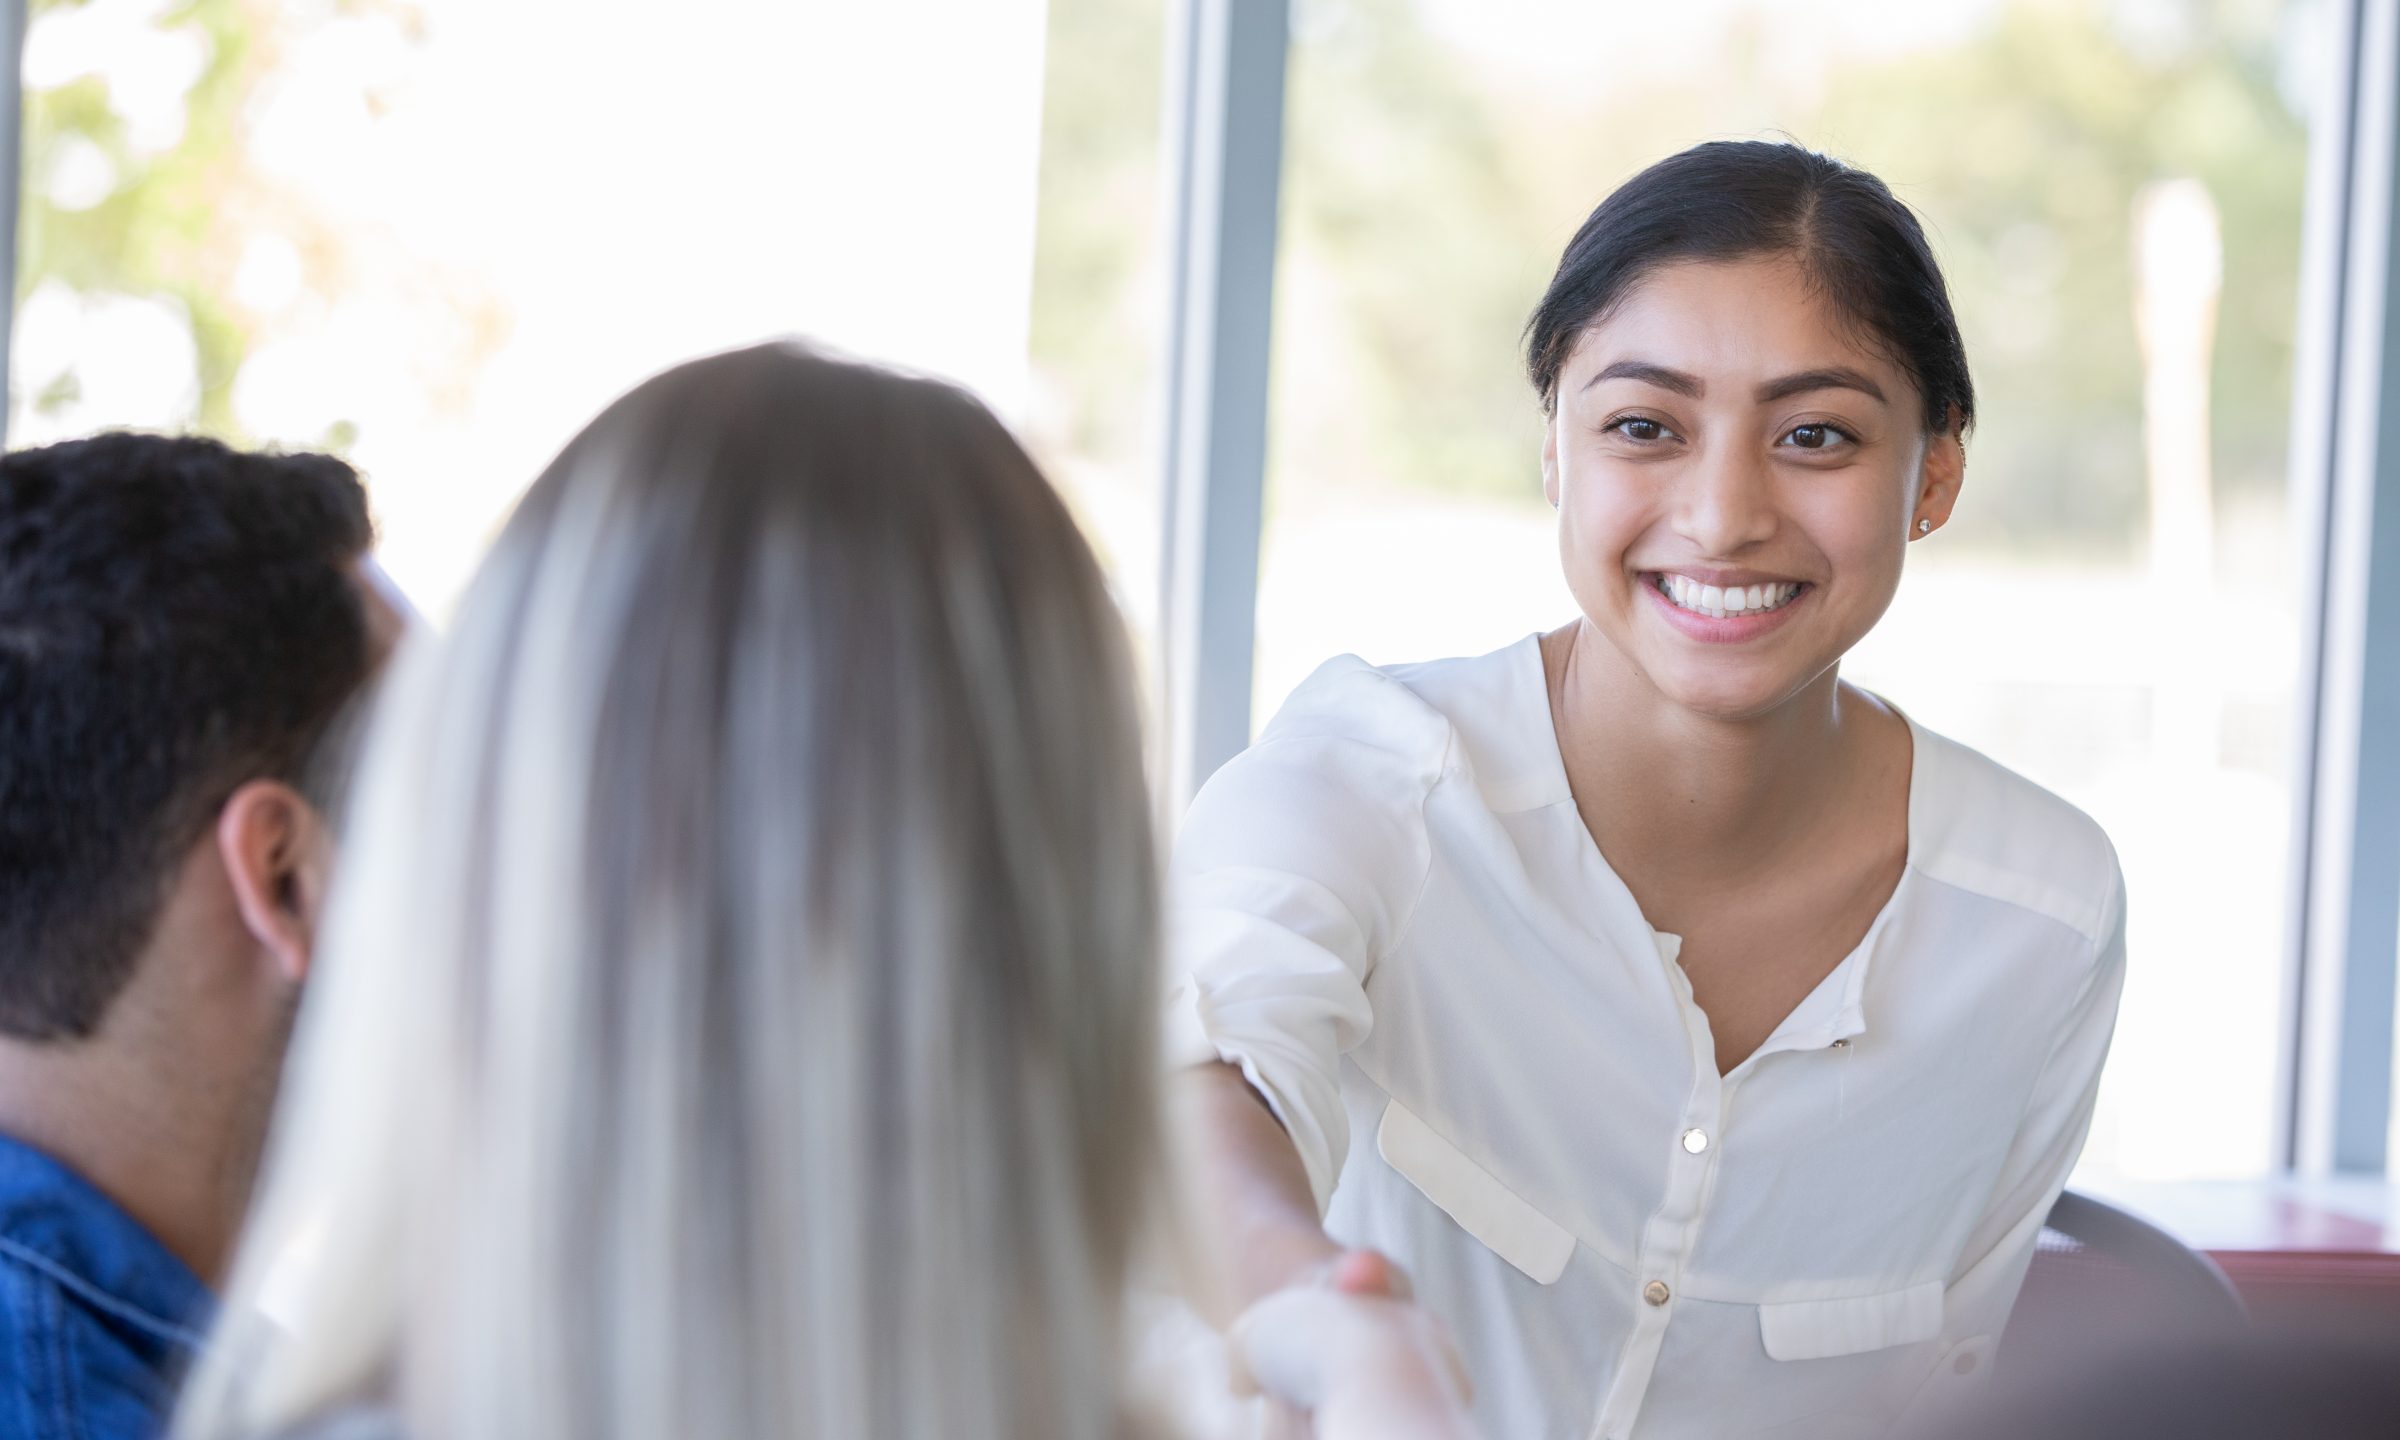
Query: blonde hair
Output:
[[175, 344, 1164, 1440]]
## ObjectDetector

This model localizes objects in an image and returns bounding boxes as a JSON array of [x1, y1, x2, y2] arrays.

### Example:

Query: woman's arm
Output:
[[1172, 1061, 1349, 1326], [1163, 662, 1453, 1325]]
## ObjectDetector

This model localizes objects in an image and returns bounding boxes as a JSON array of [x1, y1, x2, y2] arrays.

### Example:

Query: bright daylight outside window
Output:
[[1026, 0, 1173, 698], [1253, 0, 2325, 1184], [11, 0, 1050, 622], [10, 0, 2350, 1182]]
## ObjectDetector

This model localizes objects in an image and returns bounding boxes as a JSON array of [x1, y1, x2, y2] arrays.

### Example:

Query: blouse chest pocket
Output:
[[1374, 1097, 1575, 1285], [1756, 1282, 1943, 1361]]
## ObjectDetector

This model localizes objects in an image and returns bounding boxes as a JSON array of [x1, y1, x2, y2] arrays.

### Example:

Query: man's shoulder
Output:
[[0, 1237, 187, 1440], [0, 1138, 210, 1440]]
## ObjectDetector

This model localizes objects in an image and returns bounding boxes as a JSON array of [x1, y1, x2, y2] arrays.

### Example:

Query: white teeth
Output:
[[1656, 575, 1802, 619]]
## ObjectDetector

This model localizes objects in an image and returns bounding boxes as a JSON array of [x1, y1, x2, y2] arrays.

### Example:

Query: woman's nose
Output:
[[1673, 447, 1779, 555]]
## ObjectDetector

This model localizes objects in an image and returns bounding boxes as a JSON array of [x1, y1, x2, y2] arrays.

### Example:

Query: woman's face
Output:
[[1543, 253, 1964, 721]]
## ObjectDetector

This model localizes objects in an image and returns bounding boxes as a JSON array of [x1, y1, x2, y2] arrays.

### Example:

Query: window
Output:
[[1255, 0, 2326, 1182], [12, 0, 1053, 621], [1027, 0, 1174, 690], [14, 0, 2386, 1180]]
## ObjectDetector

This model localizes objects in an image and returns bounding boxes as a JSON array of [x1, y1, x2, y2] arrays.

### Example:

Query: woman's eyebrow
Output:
[[1582, 359, 1704, 396], [1755, 367, 1887, 404]]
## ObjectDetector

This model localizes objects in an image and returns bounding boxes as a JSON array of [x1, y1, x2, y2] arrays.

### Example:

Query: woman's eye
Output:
[[1782, 423, 1853, 451], [1608, 416, 1668, 442]]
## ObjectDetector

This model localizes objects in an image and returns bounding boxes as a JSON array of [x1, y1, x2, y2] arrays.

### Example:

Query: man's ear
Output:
[[1913, 408, 1967, 534], [215, 780, 330, 987]]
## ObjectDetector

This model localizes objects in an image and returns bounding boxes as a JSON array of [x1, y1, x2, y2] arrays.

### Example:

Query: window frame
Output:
[[1153, 0, 1291, 815], [2283, 0, 2400, 1178], [1147, 0, 2400, 1178], [1, 0, 2388, 1176]]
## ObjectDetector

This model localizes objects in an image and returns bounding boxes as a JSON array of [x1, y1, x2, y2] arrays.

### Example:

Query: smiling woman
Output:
[[1544, 248, 1961, 724], [1170, 141, 2126, 1439]]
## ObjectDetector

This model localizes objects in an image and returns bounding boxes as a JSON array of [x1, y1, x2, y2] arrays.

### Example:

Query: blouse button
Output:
[[1642, 1280, 1671, 1306], [1680, 1128, 1709, 1154]]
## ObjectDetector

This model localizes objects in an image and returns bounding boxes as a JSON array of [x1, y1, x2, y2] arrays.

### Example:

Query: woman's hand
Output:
[[1228, 1248, 1480, 1440]]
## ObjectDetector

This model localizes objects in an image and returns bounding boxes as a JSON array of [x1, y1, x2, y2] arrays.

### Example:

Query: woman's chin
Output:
[[1644, 654, 1825, 723]]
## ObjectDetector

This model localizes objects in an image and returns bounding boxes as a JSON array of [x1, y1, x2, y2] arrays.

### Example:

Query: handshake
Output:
[[1228, 1249, 1481, 1440]]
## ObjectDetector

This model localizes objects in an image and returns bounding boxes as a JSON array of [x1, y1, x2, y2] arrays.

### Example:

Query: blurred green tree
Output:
[[15, 0, 423, 448]]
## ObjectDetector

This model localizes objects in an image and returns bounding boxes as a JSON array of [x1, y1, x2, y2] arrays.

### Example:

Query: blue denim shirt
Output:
[[0, 1134, 213, 1440]]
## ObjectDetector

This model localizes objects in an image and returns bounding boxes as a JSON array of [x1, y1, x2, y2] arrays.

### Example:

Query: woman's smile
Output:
[[1638, 567, 1813, 641]]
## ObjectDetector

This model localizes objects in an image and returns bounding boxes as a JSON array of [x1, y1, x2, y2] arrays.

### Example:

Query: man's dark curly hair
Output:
[[0, 432, 375, 1040]]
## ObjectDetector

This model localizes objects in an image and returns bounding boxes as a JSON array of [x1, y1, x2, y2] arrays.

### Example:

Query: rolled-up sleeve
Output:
[[1163, 658, 1453, 1213]]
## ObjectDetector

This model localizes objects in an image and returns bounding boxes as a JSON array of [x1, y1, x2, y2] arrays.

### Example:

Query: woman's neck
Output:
[[1542, 619, 1887, 888]]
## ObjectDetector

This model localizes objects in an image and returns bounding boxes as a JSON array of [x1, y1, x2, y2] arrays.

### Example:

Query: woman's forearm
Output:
[[1171, 1061, 1346, 1327]]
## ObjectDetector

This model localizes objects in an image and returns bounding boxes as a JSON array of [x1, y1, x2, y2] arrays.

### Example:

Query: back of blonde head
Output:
[[175, 344, 1163, 1440]]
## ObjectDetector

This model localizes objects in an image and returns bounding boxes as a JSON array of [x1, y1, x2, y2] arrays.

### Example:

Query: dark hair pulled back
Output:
[[1525, 140, 1974, 436]]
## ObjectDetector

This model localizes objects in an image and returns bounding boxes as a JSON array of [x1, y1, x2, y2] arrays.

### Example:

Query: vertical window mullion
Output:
[[1154, 0, 1291, 814], [2291, 0, 2400, 1178], [1, 0, 27, 447]]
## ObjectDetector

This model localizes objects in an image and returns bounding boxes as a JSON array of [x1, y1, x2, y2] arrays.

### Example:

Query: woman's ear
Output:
[[215, 780, 332, 988], [1542, 416, 1562, 510], [1912, 408, 1967, 535]]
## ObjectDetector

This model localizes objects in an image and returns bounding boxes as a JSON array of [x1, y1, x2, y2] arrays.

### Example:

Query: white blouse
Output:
[[1165, 636, 2125, 1440]]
